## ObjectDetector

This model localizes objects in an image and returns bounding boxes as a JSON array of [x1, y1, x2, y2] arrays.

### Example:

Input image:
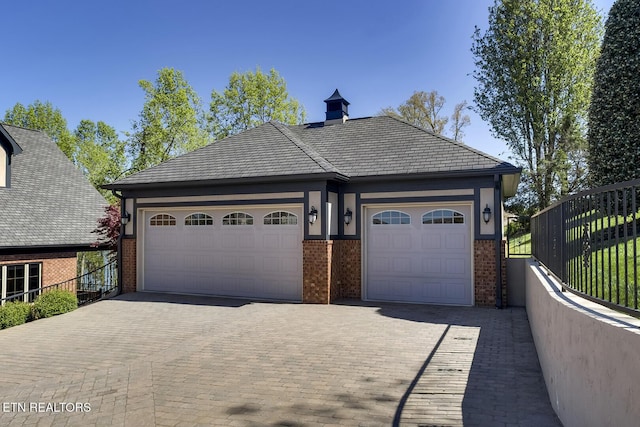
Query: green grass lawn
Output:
[[568, 237, 640, 310], [523, 219, 640, 312], [566, 208, 640, 238], [531, 199, 640, 314], [560, 208, 640, 309], [507, 233, 531, 258]]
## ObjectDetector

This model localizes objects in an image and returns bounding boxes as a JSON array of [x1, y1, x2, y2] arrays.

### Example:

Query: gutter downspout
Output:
[[112, 190, 124, 296], [494, 174, 503, 308]]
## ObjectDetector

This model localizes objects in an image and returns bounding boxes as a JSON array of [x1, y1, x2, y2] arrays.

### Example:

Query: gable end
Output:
[[0, 125, 23, 188]]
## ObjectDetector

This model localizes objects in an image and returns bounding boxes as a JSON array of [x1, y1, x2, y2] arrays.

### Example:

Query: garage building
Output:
[[106, 90, 520, 306]]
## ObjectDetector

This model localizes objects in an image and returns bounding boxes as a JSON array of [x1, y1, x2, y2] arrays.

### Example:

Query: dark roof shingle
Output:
[[108, 116, 518, 188], [290, 116, 516, 177], [0, 124, 108, 249]]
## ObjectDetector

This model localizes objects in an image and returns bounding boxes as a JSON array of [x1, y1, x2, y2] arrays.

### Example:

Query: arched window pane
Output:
[[150, 214, 176, 226], [372, 210, 410, 225]]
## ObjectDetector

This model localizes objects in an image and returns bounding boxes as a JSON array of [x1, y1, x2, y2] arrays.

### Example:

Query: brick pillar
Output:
[[121, 238, 137, 293], [333, 240, 362, 299], [302, 240, 333, 304], [330, 242, 340, 302], [474, 239, 507, 307]]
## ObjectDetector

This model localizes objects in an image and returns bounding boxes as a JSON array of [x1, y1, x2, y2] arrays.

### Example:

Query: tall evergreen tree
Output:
[[588, 0, 640, 186]]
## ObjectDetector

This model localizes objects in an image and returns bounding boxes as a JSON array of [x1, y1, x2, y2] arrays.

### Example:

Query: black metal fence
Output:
[[506, 216, 531, 257], [76, 259, 118, 305], [531, 178, 640, 317], [1, 260, 118, 306]]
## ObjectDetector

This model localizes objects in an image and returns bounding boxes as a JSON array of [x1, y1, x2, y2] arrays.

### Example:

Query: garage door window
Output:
[[150, 214, 176, 226], [422, 209, 465, 224], [185, 213, 213, 226], [223, 212, 254, 225], [264, 211, 298, 225], [372, 210, 410, 225]]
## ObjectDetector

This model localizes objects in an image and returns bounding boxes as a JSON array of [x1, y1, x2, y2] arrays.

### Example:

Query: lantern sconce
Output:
[[308, 206, 318, 225], [482, 204, 492, 224], [121, 211, 131, 226], [344, 208, 353, 225]]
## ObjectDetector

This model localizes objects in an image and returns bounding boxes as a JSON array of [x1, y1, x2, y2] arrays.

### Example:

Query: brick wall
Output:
[[302, 240, 333, 304], [333, 240, 361, 299], [116, 235, 509, 308], [0, 252, 77, 294], [121, 238, 137, 293], [330, 242, 340, 302], [473, 239, 507, 307], [302, 240, 361, 303]]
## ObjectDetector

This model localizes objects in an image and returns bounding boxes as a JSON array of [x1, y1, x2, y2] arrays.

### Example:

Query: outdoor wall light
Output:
[[308, 206, 318, 225], [482, 204, 492, 224], [121, 211, 131, 226], [344, 208, 353, 225]]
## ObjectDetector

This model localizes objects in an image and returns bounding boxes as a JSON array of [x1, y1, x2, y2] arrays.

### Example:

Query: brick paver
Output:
[[0, 293, 561, 426]]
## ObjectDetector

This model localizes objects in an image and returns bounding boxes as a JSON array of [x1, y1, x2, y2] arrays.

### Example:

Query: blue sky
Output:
[[0, 0, 615, 160]]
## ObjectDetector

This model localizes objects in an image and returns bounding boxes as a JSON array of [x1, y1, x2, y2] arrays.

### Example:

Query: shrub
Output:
[[0, 301, 32, 329], [32, 290, 78, 319]]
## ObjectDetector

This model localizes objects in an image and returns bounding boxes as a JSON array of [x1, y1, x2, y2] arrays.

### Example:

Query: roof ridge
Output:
[[383, 115, 509, 165], [269, 121, 344, 174], [0, 122, 49, 135]]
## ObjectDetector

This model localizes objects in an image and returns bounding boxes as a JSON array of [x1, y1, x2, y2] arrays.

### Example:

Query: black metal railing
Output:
[[506, 216, 531, 257], [1, 260, 118, 306], [531, 178, 640, 317]]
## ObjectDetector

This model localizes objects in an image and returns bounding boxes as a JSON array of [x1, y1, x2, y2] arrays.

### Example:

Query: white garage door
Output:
[[142, 206, 302, 301], [365, 205, 472, 305]]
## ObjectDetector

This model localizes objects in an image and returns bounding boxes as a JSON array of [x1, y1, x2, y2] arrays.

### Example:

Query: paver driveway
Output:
[[0, 293, 561, 427]]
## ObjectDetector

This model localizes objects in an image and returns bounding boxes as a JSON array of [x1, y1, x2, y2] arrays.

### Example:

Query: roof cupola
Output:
[[324, 89, 349, 125]]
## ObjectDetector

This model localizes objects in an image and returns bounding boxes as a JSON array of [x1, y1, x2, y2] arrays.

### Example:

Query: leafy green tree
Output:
[[74, 120, 126, 203], [128, 68, 209, 172], [3, 100, 76, 160], [588, 0, 640, 187], [209, 67, 306, 139], [380, 91, 470, 140], [472, 0, 602, 209]]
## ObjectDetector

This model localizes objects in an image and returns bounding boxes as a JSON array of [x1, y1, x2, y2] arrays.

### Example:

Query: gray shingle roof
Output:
[[0, 124, 108, 249], [290, 116, 517, 177], [108, 115, 518, 188], [110, 122, 345, 187]]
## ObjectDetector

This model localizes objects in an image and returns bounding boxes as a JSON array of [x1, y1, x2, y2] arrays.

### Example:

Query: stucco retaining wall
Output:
[[506, 257, 527, 307], [525, 259, 640, 427]]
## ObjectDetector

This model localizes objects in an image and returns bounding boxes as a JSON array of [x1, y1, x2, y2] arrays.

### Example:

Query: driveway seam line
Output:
[[392, 324, 451, 427]]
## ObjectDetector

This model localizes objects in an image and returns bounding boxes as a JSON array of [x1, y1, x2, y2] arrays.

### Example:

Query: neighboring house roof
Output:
[[0, 124, 108, 250], [0, 125, 22, 157], [106, 115, 520, 189]]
